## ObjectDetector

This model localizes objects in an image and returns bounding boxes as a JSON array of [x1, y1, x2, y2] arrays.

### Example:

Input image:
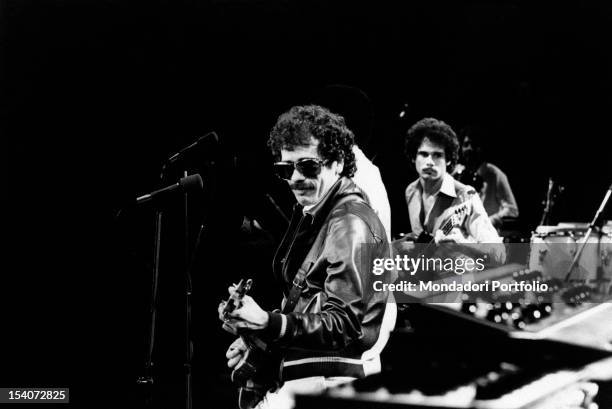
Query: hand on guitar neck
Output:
[[218, 280, 269, 333], [433, 224, 505, 266], [434, 228, 474, 245]]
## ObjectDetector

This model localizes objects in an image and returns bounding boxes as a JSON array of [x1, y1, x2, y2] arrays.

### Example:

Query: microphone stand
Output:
[[181, 168, 208, 409], [137, 132, 217, 409], [539, 178, 554, 226], [183, 222, 206, 409], [137, 166, 167, 408], [183, 170, 193, 409], [564, 183, 612, 282], [137, 166, 202, 409]]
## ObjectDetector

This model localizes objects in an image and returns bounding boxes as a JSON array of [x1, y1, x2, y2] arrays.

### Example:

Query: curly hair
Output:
[[405, 117, 459, 172], [268, 105, 356, 178]]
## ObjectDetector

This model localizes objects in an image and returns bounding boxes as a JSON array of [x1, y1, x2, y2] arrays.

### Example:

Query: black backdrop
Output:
[[2, 1, 611, 408]]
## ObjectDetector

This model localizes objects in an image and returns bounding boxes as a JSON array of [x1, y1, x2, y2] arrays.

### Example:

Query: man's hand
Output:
[[218, 285, 269, 332], [434, 229, 468, 244], [226, 337, 247, 369], [433, 229, 505, 265]]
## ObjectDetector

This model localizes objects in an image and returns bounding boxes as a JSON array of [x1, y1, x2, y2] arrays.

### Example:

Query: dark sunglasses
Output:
[[273, 158, 326, 180]]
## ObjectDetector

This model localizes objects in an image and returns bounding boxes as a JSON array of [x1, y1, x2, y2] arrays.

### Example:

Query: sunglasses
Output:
[[273, 158, 326, 180]]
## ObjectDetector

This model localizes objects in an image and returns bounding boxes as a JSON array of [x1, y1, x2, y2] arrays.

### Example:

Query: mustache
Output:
[[290, 182, 314, 190]]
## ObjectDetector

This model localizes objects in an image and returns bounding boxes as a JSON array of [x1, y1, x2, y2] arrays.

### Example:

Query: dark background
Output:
[[2, 1, 611, 408]]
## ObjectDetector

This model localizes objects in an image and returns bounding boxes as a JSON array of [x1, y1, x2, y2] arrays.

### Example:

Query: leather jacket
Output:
[[263, 177, 391, 381]]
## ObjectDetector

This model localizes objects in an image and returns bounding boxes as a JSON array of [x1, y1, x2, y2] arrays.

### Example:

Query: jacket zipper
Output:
[[281, 213, 307, 284]]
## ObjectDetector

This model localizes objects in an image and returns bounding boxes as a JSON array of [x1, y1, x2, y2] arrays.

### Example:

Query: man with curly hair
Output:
[[403, 117, 505, 265], [219, 105, 394, 409]]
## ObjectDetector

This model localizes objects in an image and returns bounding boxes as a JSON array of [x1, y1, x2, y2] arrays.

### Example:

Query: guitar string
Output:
[[439, 203, 467, 236]]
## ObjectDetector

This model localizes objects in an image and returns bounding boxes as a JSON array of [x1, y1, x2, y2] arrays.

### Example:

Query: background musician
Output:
[[454, 124, 519, 230], [401, 118, 505, 266]]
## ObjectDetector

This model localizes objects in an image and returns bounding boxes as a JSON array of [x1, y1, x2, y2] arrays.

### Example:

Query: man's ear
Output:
[[333, 160, 344, 176]]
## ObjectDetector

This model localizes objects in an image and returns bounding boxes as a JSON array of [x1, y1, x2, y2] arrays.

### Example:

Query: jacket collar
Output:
[[418, 173, 457, 199], [299, 177, 364, 225]]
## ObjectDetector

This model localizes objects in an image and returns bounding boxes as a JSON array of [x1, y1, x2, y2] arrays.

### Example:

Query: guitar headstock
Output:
[[442, 201, 471, 235], [454, 203, 469, 217]]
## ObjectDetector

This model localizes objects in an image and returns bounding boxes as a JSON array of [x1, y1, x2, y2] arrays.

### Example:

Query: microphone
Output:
[[136, 174, 203, 205], [166, 132, 219, 166]]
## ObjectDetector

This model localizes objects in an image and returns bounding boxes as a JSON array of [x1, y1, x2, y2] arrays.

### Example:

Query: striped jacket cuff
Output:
[[265, 312, 289, 341]]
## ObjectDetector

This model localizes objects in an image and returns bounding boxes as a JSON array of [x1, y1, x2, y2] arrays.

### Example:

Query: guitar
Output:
[[396, 199, 473, 280], [221, 279, 280, 409], [413, 198, 473, 248], [221, 278, 253, 333]]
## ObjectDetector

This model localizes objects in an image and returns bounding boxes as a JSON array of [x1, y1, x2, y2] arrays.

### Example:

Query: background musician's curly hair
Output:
[[268, 105, 357, 178], [405, 117, 460, 172]]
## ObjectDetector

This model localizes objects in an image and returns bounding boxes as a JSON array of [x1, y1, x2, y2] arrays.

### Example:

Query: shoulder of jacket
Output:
[[330, 197, 372, 220], [328, 199, 383, 240]]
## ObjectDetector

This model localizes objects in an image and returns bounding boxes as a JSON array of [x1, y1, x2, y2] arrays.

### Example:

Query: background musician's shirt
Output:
[[453, 162, 519, 228], [477, 162, 519, 227], [405, 173, 505, 264]]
